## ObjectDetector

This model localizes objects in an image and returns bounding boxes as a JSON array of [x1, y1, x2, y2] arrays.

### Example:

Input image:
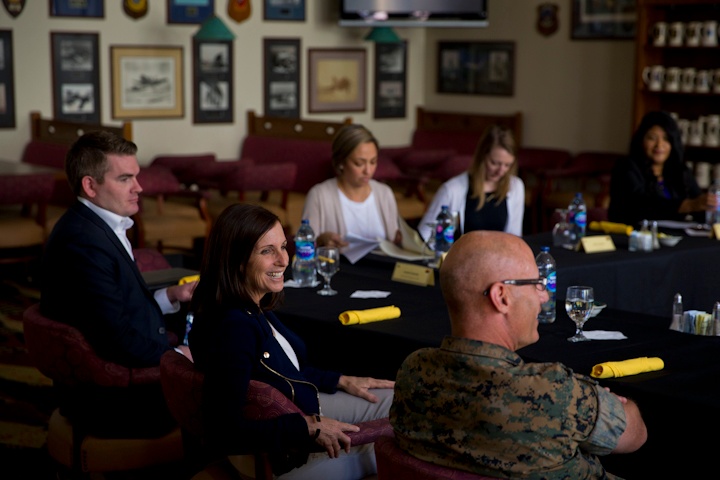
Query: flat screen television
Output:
[[339, 0, 488, 28]]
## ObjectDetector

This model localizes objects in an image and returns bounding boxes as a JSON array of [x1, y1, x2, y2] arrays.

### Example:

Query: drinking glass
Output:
[[565, 286, 594, 342], [422, 221, 438, 267], [316, 246, 340, 296]]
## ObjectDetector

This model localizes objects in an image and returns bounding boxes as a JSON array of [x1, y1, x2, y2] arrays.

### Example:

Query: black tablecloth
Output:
[[524, 232, 720, 316], [276, 255, 720, 479]]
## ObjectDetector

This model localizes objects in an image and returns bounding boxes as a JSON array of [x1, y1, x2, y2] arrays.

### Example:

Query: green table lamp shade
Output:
[[194, 15, 236, 41], [364, 26, 401, 43]]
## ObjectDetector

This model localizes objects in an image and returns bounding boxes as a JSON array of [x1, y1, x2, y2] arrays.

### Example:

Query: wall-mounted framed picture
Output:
[[50, 0, 104, 18], [0, 30, 16, 129], [308, 48, 366, 113], [193, 38, 233, 123], [264, 0, 305, 21], [263, 37, 300, 118], [571, 0, 636, 40], [374, 41, 407, 119], [167, 0, 214, 24], [110, 45, 184, 119], [51, 31, 100, 124], [437, 41, 515, 96]]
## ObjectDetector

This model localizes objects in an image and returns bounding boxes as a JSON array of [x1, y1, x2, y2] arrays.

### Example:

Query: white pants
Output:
[[276, 388, 394, 480]]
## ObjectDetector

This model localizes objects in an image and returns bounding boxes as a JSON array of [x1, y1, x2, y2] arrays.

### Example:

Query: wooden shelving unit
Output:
[[633, 0, 720, 166]]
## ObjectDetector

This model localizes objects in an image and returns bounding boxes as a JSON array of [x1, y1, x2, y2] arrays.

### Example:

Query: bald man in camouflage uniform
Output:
[[390, 231, 647, 479]]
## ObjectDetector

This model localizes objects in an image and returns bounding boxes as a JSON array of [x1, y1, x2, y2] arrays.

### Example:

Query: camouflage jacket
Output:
[[390, 336, 627, 480]]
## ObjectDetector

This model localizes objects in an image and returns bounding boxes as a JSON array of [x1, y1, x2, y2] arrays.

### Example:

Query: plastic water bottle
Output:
[[183, 312, 193, 346], [292, 219, 316, 287], [535, 246, 557, 324], [434, 205, 455, 262], [567, 192, 587, 246], [706, 179, 720, 225]]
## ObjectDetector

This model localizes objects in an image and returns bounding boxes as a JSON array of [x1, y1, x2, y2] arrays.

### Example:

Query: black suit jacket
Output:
[[41, 201, 171, 368]]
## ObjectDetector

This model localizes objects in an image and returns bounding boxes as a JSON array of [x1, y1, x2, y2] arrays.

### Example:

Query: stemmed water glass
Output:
[[316, 246, 339, 296], [565, 286, 594, 342], [422, 221, 439, 267]]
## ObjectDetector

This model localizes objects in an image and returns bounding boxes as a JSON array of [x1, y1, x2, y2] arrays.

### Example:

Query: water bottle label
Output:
[[546, 271, 557, 293], [443, 226, 455, 243], [575, 211, 587, 229], [296, 241, 315, 261]]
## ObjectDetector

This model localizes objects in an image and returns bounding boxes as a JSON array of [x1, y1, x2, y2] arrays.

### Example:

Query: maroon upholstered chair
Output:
[[22, 304, 183, 476], [150, 153, 217, 189], [159, 350, 393, 480], [375, 435, 501, 480]]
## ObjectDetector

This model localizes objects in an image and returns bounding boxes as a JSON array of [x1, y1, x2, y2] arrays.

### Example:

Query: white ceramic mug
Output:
[[702, 20, 718, 47], [642, 65, 665, 91], [677, 118, 690, 145], [696, 70, 713, 94], [695, 161, 711, 189], [686, 21, 703, 47], [704, 115, 720, 148], [665, 67, 681, 92], [652, 21, 668, 46], [689, 119, 706, 148], [669, 21, 685, 47], [681, 67, 697, 93]]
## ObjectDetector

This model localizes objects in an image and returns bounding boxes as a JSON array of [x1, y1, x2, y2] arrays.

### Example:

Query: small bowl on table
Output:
[[658, 235, 682, 247], [589, 301, 607, 318]]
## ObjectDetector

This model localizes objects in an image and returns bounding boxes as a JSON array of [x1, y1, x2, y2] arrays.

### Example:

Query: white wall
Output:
[[0, 0, 634, 164]]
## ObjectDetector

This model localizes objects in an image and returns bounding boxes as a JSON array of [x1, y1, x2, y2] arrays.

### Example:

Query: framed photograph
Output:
[[437, 41, 515, 96], [51, 32, 100, 124], [49, 0, 104, 18], [263, 38, 300, 118], [308, 48, 366, 114], [0, 30, 15, 129], [571, 0, 636, 40], [167, 0, 214, 24], [264, 0, 305, 21], [110, 46, 184, 119], [374, 41, 407, 119], [193, 39, 233, 123]]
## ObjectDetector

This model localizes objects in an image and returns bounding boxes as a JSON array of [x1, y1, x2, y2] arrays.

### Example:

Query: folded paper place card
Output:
[[392, 262, 434, 286], [591, 356, 664, 379], [580, 235, 616, 253], [338, 306, 401, 325]]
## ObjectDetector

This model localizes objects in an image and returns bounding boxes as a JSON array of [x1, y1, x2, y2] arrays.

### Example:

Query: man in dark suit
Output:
[[41, 130, 196, 437]]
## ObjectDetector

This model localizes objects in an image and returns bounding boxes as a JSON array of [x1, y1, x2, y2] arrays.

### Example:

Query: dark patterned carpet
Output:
[[0, 265, 56, 479]]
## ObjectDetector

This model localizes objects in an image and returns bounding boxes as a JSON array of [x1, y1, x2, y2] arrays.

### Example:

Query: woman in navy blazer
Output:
[[189, 204, 394, 479]]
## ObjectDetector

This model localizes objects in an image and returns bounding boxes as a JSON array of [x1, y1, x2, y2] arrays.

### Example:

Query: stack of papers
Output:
[[378, 217, 434, 262]]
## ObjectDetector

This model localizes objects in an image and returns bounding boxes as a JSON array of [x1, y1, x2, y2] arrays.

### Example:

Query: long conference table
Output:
[[275, 247, 720, 480]]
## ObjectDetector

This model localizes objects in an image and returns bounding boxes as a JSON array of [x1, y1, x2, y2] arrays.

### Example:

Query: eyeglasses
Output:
[[483, 277, 548, 296]]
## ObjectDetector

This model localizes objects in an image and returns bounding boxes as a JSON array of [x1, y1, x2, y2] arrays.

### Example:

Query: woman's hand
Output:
[[305, 415, 358, 458], [679, 193, 708, 214], [337, 375, 395, 403], [316, 232, 349, 248], [393, 229, 403, 247]]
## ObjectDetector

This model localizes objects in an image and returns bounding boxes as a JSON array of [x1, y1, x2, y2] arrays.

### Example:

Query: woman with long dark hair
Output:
[[608, 111, 707, 226]]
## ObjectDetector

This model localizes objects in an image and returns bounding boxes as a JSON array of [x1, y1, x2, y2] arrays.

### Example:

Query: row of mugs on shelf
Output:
[[694, 162, 720, 189], [642, 66, 720, 94], [651, 20, 719, 47], [670, 114, 720, 149]]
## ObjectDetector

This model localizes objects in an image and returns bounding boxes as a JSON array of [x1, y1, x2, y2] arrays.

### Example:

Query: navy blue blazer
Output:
[[41, 201, 171, 368]]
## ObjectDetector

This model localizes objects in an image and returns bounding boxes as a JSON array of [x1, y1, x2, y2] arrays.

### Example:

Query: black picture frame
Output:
[[0, 30, 15, 129], [263, 38, 300, 119], [49, 0, 104, 18], [51, 31, 100, 124], [437, 41, 515, 96], [264, 0, 305, 21], [571, 0, 636, 40], [167, 0, 214, 24], [374, 41, 407, 119], [193, 38, 233, 124]]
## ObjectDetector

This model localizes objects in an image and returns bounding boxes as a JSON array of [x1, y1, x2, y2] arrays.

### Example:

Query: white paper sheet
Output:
[[583, 330, 628, 340], [350, 290, 392, 298], [342, 233, 380, 264], [376, 216, 434, 261]]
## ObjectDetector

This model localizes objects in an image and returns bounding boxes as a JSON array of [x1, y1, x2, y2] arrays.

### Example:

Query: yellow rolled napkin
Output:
[[591, 357, 664, 379], [338, 306, 401, 325], [589, 221, 633, 236], [178, 274, 200, 285]]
